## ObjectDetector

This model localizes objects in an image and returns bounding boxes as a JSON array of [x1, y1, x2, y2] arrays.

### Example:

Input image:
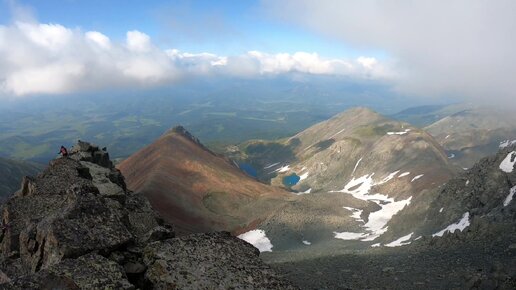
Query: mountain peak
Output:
[[164, 125, 216, 157]]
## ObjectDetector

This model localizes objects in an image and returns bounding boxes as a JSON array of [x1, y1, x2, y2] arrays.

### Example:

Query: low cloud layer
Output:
[[0, 20, 390, 97], [262, 0, 516, 103]]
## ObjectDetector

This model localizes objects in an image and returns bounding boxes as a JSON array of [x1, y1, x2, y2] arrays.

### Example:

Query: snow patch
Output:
[[371, 243, 381, 248], [379, 171, 400, 184], [295, 188, 312, 195], [504, 186, 516, 207], [264, 162, 280, 169], [343, 207, 364, 222], [299, 172, 309, 181], [500, 140, 516, 149], [385, 232, 413, 247], [445, 135, 451, 139], [414, 236, 422, 241], [432, 212, 470, 237], [302, 240, 311, 245], [387, 129, 411, 135], [411, 174, 424, 182], [465, 180, 470, 186], [439, 207, 444, 213], [276, 165, 291, 173], [448, 153, 455, 159], [237, 229, 273, 252], [351, 157, 363, 176], [499, 151, 516, 173], [332, 174, 412, 242], [333, 231, 368, 240], [398, 172, 410, 178]]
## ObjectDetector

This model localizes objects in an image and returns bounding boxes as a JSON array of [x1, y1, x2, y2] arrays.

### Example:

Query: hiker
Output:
[[59, 145, 69, 157]]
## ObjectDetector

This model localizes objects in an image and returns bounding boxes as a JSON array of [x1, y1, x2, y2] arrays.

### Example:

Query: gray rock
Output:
[[0, 140, 294, 289], [143, 232, 297, 289]]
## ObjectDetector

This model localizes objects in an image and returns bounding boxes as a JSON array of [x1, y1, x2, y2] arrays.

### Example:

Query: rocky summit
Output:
[[0, 141, 296, 289]]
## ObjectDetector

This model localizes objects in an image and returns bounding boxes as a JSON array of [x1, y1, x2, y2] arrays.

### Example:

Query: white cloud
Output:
[[0, 20, 392, 97], [262, 0, 516, 103], [126, 30, 151, 53], [85, 31, 111, 50]]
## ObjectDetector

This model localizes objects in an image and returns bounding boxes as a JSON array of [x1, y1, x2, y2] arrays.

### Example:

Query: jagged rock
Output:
[[143, 232, 297, 289], [70, 141, 113, 168], [7, 254, 134, 290], [0, 140, 294, 289]]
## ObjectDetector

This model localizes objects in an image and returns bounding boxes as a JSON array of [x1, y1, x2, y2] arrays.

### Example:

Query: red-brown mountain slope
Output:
[[118, 126, 292, 234]]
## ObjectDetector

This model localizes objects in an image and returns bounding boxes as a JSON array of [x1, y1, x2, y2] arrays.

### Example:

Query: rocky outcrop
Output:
[[143, 232, 296, 289], [0, 141, 295, 289]]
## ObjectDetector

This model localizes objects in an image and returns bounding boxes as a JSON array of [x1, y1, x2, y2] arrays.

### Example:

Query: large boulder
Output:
[[7, 254, 134, 290], [143, 232, 297, 289]]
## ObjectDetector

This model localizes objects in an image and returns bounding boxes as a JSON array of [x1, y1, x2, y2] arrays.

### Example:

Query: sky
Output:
[[0, 0, 514, 105]]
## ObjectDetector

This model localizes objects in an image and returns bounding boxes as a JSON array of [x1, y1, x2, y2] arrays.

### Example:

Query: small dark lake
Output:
[[239, 163, 258, 178], [283, 173, 300, 187]]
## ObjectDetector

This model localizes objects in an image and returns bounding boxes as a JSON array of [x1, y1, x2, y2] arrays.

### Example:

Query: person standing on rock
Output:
[[59, 145, 69, 158]]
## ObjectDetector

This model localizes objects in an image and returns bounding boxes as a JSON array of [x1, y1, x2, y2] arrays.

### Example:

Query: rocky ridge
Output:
[[0, 141, 295, 289]]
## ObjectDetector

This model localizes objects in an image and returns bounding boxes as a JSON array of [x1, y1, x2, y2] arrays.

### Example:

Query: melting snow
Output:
[[504, 186, 516, 207], [302, 240, 311, 245], [385, 232, 414, 247], [351, 157, 363, 176], [500, 140, 516, 148], [448, 153, 455, 159], [445, 135, 451, 139], [371, 243, 381, 248], [334, 232, 368, 240], [237, 229, 273, 252], [398, 172, 410, 178], [432, 212, 470, 237], [387, 129, 411, 135], [466, 180, 470, 186], [439, 207, 444, 213], [411, 174, 424, 182], [343, 207, 364, 222], [299, 172, 309, 181], [414, 236, 422, 241], [276, 165, 291, 173], [380, 171, 400, 184], [264, 162, 280, 169], [295, 188, 312, 195], [499, 151, 516, 173], [332, 174, 412, 242]]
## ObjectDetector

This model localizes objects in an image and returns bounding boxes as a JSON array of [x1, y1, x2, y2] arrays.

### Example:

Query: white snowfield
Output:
[[504, 186, 516, 207], [387, 129, 411, 135], [499, 151, 516, 173], [500, 140, 516, 149], [385, 232, 414, 247], [332, 173, 412, 242], [432, 212, 470, 237], [237, 229, 273, 252], [302, 240, 311, 245], [411, 174, 424, 182], [343, 207, 364, 222]]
